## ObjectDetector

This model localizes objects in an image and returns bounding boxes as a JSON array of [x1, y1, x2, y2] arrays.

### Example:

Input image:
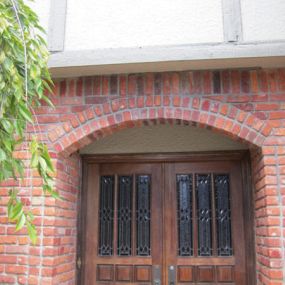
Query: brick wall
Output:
[[0, 68, 285, 284]]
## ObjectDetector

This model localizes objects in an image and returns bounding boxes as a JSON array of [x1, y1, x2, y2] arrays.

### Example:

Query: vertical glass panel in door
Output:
[[118, 176, 133, 256], [99, 176, 114, 256], [136, 175, 151, 256], [177, 174, 193, 256], [214, 174, 233, 256], [196, 174, 212, 256]]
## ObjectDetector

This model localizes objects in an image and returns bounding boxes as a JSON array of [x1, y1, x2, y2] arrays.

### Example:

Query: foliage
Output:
[[0, 0, 56, 243]]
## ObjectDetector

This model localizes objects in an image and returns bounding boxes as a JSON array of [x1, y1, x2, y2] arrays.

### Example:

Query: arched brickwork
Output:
[[1, 69, 285, 284], [48, 97, 272, 156], [46, 96, 283, 285]]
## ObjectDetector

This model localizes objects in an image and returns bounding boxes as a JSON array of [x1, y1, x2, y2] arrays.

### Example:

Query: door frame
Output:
[[77, 150, 256, 285]]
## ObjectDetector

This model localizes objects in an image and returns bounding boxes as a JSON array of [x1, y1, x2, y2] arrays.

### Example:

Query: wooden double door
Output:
[[80, 155, 251, 285]]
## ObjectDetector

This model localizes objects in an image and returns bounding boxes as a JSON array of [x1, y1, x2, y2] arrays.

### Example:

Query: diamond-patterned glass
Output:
[[98, 176, 114, 256], [117, 176, 133, 256], [177, 174, 193, 256], [136, 175, 151, 256]]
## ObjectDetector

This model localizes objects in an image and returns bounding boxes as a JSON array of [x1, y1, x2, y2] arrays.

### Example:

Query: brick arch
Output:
[[48, 97, 272, 156], [46, 95, 284, 284]]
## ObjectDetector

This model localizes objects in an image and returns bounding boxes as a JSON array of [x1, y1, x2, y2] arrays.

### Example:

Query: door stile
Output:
[[210, 174, 217, 257], [84, 164, 100, 284], [150, 164, 164, 285], [229, 163, 247, 284], [163, 163, 177, 285]]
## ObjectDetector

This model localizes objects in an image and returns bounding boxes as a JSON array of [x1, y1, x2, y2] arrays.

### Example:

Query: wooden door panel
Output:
[[83, 157, 249, 285], [164, 161, 246, 285], [83, 163, 163, 285]]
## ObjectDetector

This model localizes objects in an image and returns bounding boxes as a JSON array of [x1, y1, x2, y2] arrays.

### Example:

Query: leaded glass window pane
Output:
[[136, 175, 151, 256], [98, 176, 114, 256], [215, 174, 233, 256], [177, 174, 193, 256], [117, 175, 133, 256], [196, 174, 212, 256]]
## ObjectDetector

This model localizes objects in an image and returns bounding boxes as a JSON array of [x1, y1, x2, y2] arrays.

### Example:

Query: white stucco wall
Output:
[[25, 0, 50, 40], [241, 0, 285, 42], [26, 0, 285, 50], [64, 0, 224, 50], [25, 0, 285, 74]]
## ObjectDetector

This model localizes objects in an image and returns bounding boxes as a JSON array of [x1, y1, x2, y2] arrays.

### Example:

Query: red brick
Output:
[[267, 70, 278, 93], [6, 265, 27, 274], [241, 70, 250, 93], [171, 73, 180, 95], [188, 72, 194, 94], [278, 69, 285, 91], [128, 74, 136, 95], [182, 97, 190, 108], [93, 76, 101, 95], [193, 71, 202, 94], [60, 80, 67, 97], [0, 276, 15, 283], [102, 76, 109, 95], [154, 95, 161, 106], [203, 71, 212, 94], [84, 77, 93, 95], [231, 70, 241, 93], [192, 97, 200, 109], [145, 73, 154, 95], [162, 73, 171, 95], [180, 72, 189, 95], [173, 96, 180, 107], [119, 75, 127, 97], [201, 100, 210, 111], [137, 75, 144, 96]]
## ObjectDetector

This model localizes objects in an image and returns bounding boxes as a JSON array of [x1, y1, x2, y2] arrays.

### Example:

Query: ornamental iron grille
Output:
[[98, 172, 233, 258], [98, 176, 114, 256], [136, 175, 151, 256], [177, 174, 193, 256], [196, 174, 213, 256], [117, 176, 133, 256], [176, 173, 233, 257], [214, 174, 233, 256]]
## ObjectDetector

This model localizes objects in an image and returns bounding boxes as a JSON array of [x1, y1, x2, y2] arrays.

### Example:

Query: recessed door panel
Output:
[[164, 161, 246, 285], [83, 159, 248, 285], [83, 163, 163, 285]]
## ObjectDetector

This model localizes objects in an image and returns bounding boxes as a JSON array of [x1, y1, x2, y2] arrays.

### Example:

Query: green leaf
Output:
[[18, 102, 33, 123], [9, 202, 23, 221], [0, 149, 7, 161], [41, 94, 54, 107], [38, 156, 47, 172], [41, 147, 54, 172], [2, 139, 12, 152], [30, 152, 39, 168], [0, 0, 57, 244], [1, 119, 13, 133], [30, 64, 38, 79], [50, 190, 60, 199], [27, 222, 37, 244], [15, 213, 26, 231]]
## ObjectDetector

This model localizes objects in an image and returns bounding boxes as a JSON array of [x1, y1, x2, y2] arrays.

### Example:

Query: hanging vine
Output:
[[0, 0, 57, 243]]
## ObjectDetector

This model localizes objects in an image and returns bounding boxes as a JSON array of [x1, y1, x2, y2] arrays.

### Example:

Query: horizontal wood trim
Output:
[[176, 257, 235, 266], [94, 258, 152, 265], [82, 151, 248, 163]]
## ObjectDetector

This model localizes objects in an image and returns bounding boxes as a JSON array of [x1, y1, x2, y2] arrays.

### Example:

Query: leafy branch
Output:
[[0, 0, 57, 243]]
